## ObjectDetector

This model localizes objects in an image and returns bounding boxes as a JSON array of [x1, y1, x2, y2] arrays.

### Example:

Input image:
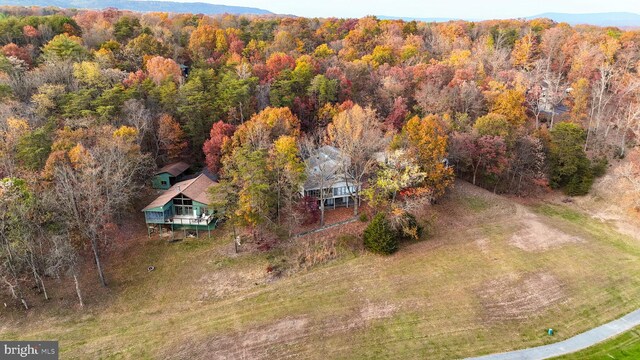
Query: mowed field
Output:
[[553, 326, 640, 359], [1, 181, 640, 359]]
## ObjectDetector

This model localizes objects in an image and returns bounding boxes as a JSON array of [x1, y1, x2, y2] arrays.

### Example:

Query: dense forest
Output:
[[0, 6, 639, 309]]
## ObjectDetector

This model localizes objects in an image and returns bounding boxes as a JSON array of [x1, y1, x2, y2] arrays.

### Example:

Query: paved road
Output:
[[467, 308, 640, 360]]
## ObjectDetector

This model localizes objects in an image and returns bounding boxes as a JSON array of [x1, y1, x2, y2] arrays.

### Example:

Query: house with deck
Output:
[[143, 174, 220, 238], [538, 80, 572, 116], [302, 145, 359, 209], [151, 161, 190, 190]]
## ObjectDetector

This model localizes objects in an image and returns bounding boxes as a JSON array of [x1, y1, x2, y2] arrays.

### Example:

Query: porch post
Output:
[[171, 223, 174, 240], [196, 226, 199, 238], [147, 225, 150, 239], [159, 225, 162, 238], [208, 226, 211, 239]]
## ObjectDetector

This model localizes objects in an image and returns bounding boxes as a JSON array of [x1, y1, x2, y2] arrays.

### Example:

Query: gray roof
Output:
[[304, 145, 351, 189]]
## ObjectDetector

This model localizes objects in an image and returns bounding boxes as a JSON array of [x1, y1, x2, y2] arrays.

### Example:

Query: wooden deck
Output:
[[169, 214, 216, 225]]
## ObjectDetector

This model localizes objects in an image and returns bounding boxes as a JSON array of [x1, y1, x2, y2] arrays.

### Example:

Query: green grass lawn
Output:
[[554, 327, 640, 359], [1, 182, 640, 359]]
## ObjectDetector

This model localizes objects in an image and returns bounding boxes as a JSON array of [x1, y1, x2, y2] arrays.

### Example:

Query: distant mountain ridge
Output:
[[1, 2, 638, 27], [0, 0, 272, 15], [527, 12, 640, 27], [377, 15, 464, 23], [379, 12, 640, 28]]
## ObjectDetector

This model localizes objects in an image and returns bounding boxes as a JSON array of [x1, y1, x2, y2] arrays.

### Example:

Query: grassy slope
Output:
[[553, 326, 640, 359], [1, 182, 640, 359]]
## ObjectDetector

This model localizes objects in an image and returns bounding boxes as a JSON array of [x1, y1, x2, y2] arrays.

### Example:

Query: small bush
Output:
[[397, 212, 423, 241], [266, 254, 288, 276], [297, 196, 320, 225], [387, 210, 423, 241], [363, 213, 399, 255], [358, 212, 369, 222]]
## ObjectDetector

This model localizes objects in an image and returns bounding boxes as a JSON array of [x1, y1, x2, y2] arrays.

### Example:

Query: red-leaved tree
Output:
[[385, 96, 409, 130], [203, 121, 236, 174], [451, 133, 510, 186]]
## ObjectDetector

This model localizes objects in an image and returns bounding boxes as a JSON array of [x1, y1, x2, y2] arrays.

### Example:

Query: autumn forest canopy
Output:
[[0, 5, 639, 308]]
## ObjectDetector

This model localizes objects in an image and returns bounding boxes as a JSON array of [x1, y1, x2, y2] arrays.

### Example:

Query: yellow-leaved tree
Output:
[[511, 31, 539, 70], [490, 89, 528, 127], [403, 115, 454, 198], [327, 104, 386, 215]]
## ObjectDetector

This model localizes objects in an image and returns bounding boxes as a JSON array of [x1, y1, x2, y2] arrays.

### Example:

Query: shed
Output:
[[152, 162, 190, 190]]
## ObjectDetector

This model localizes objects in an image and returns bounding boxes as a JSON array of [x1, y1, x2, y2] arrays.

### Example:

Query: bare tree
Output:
[[543, 67, 568, 130], [586, 63, 615, 151], [616, 163, 640, 209], [122, 99, 153, 147], [614, 96, 640, 157], [53, 128, 153, 287], [524, 63, 546, 129], [0, 178, 33, 310], [46, 234, 84, 307], [587, 63, 639, 153], [326, 105, 387, 216]]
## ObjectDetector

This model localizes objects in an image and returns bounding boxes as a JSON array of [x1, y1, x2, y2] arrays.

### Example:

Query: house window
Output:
[[173, 194, 194, 216], [175, 205, 193, 216], [173, 195, 193, 206], [145, 211, 164, 221]]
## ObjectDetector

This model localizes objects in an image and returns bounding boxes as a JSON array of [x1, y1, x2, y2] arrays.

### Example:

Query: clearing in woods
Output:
[[1, 181, 640, 359]]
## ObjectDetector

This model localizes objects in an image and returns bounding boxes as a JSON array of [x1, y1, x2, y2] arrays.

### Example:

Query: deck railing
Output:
[[167, 214, 216, 225]]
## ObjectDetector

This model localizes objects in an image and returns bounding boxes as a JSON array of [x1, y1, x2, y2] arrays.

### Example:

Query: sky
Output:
[[163, 0, 640, 19]]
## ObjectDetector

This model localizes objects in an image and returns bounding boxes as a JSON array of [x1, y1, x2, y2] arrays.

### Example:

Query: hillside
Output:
[[0, 7, 639, 359], [574, 148, 640, 241], [0, 0, 272, 15], [2, 182, 640, 359]]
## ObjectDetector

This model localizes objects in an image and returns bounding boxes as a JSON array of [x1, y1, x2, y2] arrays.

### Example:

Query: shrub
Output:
[[549, 122, 594, 196], [563, 166, 594, 196], [591, 157, 608, 178], [297, 196, 320, 225], [394, 211, 423, 241], [266, 254, 288, 277], [363, 213, 399, 255], [359, 212, 369, 222]]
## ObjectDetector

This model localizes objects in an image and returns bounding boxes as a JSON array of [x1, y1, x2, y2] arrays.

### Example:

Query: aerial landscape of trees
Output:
[[0, 5, 639, 310]]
